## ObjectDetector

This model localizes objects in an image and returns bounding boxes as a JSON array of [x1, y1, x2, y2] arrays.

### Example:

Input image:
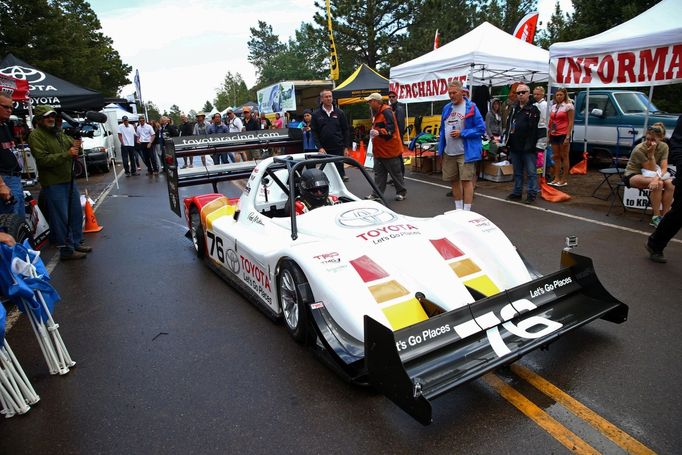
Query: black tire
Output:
[[277, 260, 312, 343], [0, 213, 34, 248], [189, 205, 205, 258], [73, 158, 85, 178]]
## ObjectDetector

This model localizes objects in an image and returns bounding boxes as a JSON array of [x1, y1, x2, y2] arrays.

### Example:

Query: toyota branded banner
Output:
[[550, 44, 682, 88], [389, 72, 468, 104], [0, 53, 104, 111]]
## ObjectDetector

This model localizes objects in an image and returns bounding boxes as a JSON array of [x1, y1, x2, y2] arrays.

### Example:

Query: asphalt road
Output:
[[1, 164, 680, 454]]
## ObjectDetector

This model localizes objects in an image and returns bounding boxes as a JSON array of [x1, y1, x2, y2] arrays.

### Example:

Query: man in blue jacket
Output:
[[438, 80, 485, 211]]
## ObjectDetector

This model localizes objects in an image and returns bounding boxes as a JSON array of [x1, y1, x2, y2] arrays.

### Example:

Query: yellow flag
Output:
[[326, 0, 340, 80]]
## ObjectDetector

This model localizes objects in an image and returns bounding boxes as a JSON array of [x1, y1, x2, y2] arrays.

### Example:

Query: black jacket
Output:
[[390, 101, 406, 138], [507, 102, 540, 154], [311, 105, 349, 152]]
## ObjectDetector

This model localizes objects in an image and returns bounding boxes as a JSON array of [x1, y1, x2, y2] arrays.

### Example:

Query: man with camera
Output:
[[0, 93, 24, 217], [29, 105, 91, 260]]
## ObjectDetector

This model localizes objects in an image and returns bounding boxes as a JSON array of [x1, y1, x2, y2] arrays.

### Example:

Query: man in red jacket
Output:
[[365, 93, 406, 201]]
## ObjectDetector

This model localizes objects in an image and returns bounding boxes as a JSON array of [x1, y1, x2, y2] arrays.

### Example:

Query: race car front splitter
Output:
[[364, 250, 628, 425]]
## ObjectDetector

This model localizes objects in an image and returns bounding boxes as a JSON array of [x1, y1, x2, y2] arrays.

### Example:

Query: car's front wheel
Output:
[[0, 213, 34, 248], [189, 205, 205, 258], [278, 260, 311, 343]]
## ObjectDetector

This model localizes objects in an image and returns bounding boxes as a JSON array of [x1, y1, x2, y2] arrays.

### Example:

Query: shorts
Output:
[[442, 154, 475, 181], [549, 134, 567, 144]]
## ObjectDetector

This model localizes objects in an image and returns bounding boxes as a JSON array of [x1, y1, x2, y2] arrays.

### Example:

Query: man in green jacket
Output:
[[29, 105, 91, 260]]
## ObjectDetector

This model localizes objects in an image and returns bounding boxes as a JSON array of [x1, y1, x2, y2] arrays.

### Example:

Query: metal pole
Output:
[[643, 85, 654, 134], [583, 87, 590, 159]]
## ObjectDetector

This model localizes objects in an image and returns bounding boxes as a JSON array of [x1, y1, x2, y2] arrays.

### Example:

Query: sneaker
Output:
[[125, 172, 130, 177], [650, 215, 662, 228], [181, 165, 188, 169], [342, 176, 349, 182], [524, 195, 536, 204], [60, 250, 87, 261], [365, 194, 380, 201], [506, 193, 522, 201], [395, 194, 406, 201], [75, 244, 92, 253], [645, 242, 667, 263]]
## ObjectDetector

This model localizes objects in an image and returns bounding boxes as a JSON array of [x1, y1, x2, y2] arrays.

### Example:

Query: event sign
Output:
[[257, 82, 296, 114], [550, 44, 682, 87], [0, 74, 29, 101], [389, 71, 468, 103]]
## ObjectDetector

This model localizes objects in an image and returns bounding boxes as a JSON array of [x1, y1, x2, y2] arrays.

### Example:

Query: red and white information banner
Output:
[[390, 71, 468, 103], [550, 44, 682, 87]]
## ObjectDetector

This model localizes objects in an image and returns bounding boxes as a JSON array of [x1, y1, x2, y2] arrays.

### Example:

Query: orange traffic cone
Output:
[[83, 199, 103, 233], [570, 151, 588, 175], [357, 140, 367, 166], [539, 176, 571, 202]]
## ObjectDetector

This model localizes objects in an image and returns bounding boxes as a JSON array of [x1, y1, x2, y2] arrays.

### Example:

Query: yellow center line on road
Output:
[[482, 373, 600, 454], [510, 364, 656, 455]]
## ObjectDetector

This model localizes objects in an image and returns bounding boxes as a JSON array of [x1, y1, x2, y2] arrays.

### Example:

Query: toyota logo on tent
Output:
[[0, 65, 46, 83], [336, 207, 397, 228]]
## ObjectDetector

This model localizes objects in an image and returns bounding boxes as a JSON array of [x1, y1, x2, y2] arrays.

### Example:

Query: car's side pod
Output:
[[364, 250, 628, 425]]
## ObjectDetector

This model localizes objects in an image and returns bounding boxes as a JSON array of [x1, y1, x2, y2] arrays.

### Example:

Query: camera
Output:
[[59, 111, 108, 139]]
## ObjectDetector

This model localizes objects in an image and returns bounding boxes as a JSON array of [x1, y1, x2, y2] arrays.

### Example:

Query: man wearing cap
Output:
[[135, 115, 157, 175], [117, 115, 137, 176], [29, 105, 91, 260], [311, 89, 350, 181], [0, 93, 25, 216], [192, 112, 210, 166], [365, 92, 407, 201], [241, 106, 259, 160], [299, 109, 316, 153]]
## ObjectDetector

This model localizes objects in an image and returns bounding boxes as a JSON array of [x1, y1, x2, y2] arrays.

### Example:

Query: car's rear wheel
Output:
[[189, 205, 205, 258], [278, 260, 311, 343], [0, 213, 34, 248]]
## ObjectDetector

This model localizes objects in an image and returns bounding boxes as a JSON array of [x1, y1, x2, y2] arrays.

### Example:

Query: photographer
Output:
[[28, 105, 91, 260]]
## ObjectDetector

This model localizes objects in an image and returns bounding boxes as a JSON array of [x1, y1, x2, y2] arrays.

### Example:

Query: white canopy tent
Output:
[[549, 0, 682, 88], [549, 0, 682, 158], [390, 21, 550, 104]]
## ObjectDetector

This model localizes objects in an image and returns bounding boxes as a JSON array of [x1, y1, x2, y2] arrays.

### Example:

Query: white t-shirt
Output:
[[444, 102, 467, 156], [117, 123, 136, 146], [226, 116, 243, 133], [535, 99, 548, 149], [136, 123, 155, 143]]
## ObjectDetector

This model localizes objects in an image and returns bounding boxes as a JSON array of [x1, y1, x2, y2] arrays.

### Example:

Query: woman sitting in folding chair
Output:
[[623, 124, 674, 228]]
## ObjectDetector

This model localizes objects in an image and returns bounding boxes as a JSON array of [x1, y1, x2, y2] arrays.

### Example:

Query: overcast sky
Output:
[[90, 0, 573, 113]]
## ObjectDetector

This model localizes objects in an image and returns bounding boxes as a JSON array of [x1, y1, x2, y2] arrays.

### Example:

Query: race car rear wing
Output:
[[164, 128, 302, 216], [364, 250, 628, 425]]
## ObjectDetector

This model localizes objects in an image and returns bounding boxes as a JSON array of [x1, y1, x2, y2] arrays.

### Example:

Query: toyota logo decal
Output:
[[0, 65, 46, 83], [336, 207, 397, 228], [226, 249, 240, 274]]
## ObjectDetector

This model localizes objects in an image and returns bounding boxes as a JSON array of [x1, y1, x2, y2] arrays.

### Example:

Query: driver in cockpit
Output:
[[291, 168, 339, 215]]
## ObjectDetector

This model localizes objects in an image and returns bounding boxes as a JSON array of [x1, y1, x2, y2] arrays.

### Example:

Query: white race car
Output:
[[166, 138, 628, 425]]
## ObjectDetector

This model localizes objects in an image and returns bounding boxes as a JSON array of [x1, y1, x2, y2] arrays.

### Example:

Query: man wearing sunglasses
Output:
[[0, 93, 24, 217], [505, 84, 541, 204], [29, 105, 91, 260]]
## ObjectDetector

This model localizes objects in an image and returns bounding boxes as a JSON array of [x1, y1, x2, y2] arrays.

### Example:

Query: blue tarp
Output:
[[0, 241, 60, 323]]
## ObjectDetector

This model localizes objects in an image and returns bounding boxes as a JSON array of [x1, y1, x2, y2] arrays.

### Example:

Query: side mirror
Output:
[[590, 108, 604, 117]]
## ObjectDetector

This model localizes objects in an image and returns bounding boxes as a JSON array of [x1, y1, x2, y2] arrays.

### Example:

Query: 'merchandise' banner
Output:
[[551, 44, 682, 87], [389, 72, 468, 103]]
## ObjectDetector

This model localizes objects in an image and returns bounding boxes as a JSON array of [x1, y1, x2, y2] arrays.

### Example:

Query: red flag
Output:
[[513, 12, 539, 44], [0, 74, 29, 101], [433, 29, 440, 50]]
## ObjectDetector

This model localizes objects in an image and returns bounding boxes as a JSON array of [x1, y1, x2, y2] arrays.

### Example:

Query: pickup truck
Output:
[[570, 90, 679, 162]]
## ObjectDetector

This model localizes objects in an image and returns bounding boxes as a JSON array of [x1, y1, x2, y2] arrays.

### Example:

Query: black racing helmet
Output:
[[299, 168, 330, 208]]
